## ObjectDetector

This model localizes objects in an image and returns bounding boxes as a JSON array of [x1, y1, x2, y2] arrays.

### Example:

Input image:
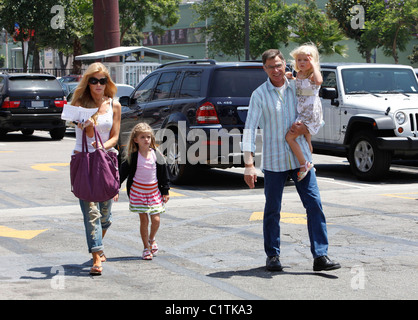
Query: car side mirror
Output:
[[119, 96, 132, 106], [320, 87, 337, 99], [320, 87, 339, 106]]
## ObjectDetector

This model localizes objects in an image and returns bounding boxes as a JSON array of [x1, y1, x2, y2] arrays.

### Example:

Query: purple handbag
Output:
[[70, 126, 120, 202]]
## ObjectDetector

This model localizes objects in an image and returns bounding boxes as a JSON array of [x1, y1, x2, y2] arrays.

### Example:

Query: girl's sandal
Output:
[[89, 265, 103, 276], [142, 248, 153, 260], [297, 161, 314, 182], [149, 239, 158, 255]]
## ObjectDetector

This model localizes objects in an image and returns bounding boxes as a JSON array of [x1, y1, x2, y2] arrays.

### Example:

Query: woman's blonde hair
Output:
[[70, 62, 117, 123], [290, 43, 320, 74], [123, 123, 156, 163]]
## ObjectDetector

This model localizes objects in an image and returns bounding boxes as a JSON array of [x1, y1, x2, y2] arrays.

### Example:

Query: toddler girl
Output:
[[286, 43, 323, 181], [120, 123, 170, 260]]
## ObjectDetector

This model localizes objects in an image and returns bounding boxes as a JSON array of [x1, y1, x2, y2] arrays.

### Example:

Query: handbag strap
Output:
[[81, 125, 118, 171], [81, 99, 113, 153], [93, 125, 105, 150], [81, 126, 89, 153], [81, 125, 105, 153]]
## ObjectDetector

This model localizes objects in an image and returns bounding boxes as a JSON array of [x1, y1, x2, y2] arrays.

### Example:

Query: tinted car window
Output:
[[170, 72, 182, 98], [9, 77, 63, 91], [179, 71, 202, 98], [152, 72, 178, 101], [322, 71, 337, 88], [133, 73, 158, 103], [210, 67, 266, 97]]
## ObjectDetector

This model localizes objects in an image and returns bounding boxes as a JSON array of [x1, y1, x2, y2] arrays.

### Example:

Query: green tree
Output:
[[0, 0, 93, 73], [362, 0, 417, 63], [291, 0, 347, 57], [193, 0, 347, 60], [326, 0, 376, 62], [408, 44, 418, 64], [192, 0, 247, 60], [119, 0, 180, 43], [36, 0, 93, 74], [249, 1, 299, 58], [193, 0, 301, 60], [0, 0, 42, 71]]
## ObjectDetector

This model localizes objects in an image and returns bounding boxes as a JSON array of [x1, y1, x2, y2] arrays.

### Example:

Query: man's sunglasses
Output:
[[88, 77, 108, 85]]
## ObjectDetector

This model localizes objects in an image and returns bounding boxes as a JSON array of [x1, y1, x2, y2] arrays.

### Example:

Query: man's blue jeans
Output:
[[79, 199, 113, 253], [263, 169, 328, 258]]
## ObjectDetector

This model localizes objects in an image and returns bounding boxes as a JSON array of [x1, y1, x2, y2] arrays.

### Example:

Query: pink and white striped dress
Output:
[[129, 150, 165, 215]]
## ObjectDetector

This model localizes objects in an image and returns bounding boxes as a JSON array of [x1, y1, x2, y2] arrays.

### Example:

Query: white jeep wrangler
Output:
[[312, 63, 418, 180]]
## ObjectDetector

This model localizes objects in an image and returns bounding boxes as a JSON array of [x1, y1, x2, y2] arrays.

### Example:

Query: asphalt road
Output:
[[0, 130, 417, 304]]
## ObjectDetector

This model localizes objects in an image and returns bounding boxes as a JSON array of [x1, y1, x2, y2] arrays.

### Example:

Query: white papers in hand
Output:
[[61, 104, 98, 123]]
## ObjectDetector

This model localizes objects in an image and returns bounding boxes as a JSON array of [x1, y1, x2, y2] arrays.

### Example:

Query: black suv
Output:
[[119, 59, 266, 183], [0, 73, 67, 140]]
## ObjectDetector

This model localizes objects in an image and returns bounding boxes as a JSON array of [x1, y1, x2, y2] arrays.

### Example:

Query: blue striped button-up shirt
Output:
[[242, 77, 312, 172]]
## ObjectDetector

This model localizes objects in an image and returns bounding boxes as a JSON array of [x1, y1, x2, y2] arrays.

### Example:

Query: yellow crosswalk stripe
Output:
[[169, 190, 185, 197], [380, 193, 418, 200], [119, 188, 185, 197], [31, 163, 69, 171], [249, 211, 307, 225], [0, 225, 47, 240]]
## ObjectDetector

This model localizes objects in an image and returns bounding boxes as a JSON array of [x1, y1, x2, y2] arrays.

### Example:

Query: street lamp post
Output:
[[245, 0, 250, 60]]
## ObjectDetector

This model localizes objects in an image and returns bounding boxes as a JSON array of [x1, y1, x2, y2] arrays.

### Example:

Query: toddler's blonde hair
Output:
[[290, 43, 320, 74]]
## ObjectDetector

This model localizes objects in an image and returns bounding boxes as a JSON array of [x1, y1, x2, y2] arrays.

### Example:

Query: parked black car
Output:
[[118, 59, 266, 183], [0, 73, 67, 139]]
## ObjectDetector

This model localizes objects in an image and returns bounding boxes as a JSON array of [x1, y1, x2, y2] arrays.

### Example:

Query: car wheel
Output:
[[50, 127, 66, 140], [165, 133, 191, 184], [348, 131, 391, 181], [0, 129, 7, 138], [21, 129, 34, 136]]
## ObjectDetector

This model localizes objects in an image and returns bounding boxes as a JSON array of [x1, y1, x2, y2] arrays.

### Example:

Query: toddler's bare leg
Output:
[[286, 131, 306, 167]]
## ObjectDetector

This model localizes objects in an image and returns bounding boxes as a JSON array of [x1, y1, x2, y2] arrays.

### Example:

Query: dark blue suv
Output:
[[118, 59, 266, 183], [0, 73, 67, 139]]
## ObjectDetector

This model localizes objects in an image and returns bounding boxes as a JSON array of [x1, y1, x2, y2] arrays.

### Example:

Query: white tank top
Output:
[[73, 99, 117, 154]]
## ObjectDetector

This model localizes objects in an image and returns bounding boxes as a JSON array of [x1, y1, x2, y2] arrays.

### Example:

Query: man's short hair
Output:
[[262, 49, 285, 65]]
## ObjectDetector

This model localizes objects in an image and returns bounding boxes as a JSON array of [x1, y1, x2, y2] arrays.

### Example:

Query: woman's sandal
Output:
[[89, 265, 103, 276], [149, 239, 158, 256], [142, 248, 153, 260], [297, 161, 314, 182], [99, 251, 106, 262]]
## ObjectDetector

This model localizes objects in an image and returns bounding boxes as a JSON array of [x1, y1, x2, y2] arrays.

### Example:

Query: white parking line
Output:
[[317, 177, 372, 189]]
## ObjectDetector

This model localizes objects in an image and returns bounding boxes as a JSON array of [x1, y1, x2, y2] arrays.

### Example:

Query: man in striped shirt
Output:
[[243, 49, 340, 272]]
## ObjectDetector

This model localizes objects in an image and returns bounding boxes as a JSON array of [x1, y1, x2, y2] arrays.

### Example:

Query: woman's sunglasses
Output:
[[88, 77, 108, 85]]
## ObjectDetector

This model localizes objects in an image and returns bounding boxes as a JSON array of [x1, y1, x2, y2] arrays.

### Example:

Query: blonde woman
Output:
[[285, 43, 323, 181], [70, 62, 121, 275]]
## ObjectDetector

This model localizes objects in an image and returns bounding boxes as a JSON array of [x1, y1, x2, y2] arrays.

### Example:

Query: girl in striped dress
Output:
[[120, 123, 170, 260]]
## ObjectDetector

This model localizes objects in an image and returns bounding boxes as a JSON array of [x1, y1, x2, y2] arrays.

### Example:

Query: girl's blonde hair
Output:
[[124, 123, 156, 163], [70, 62, 117, 124], [290, 43, 320, 74]]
